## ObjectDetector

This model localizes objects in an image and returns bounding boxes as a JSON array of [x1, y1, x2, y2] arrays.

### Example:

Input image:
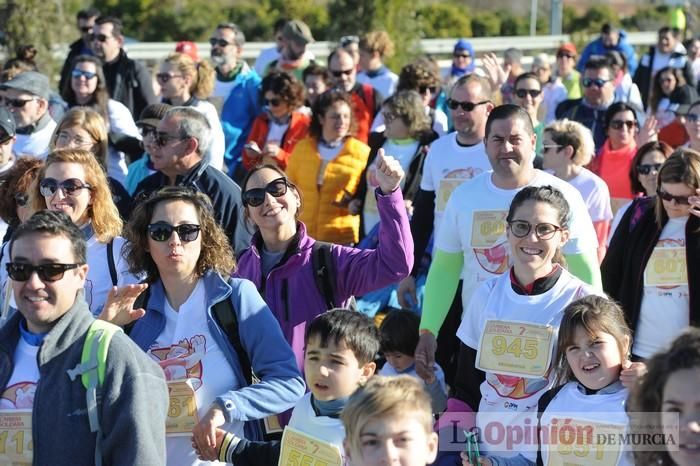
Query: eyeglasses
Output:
[[686, 113, 700, 123], [582, 77, 611, 88], [446, 98, 490, 112], [508, 220, 563, 240], [90, 33, 112, 43], [6, 262, 82, 282], [0, 96, 37, 108], [418, 85, 437, 95], [331, 69, 354, 78], [556, 53, 574, 59], [515, 89, 542, 99], [453, 53, 471, 59], [79, 26, 93, 33], [39, 178, 92, 197], [242, 177, 290, 207], [542, 144, 562, 152], [147, 222, 201, 242], [56, 131, 94, 148], [609, 119, 637, 130], [638, 163, 662, 175], [657, 189, 690, 205], [156, 132, 185, 147], [156, 73, 183, 83], [13, 193, 28, 207], [264, 97, 282, 107], [71, 69, 97, 80], [209, 38, 233, 47]]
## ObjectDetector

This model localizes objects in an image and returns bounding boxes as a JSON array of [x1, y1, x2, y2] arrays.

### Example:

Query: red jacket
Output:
[[243, 111, 311, 170], [350, 83, 382, 144]]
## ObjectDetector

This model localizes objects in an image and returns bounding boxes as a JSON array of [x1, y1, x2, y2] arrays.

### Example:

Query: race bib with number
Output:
[[476, 320, 555, 378], [436, 178, 466, 212], [644, 247, 687, 287], [166, 381, 199, 435], [470, 211, 508, 248], [0, 409, 32, 465], [546, 418, 625, 466], [278, 426, 343, 466]]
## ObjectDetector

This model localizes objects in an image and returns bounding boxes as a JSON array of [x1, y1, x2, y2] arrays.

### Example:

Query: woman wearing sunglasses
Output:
[[236, 154, 411, 369], [242, 71, 310, 171], [50, 107, 132, 219], [61, 54, 141, 184], [603, 149, 700, 361], [512, 72, 545, 159], [27, 148, 139, 315], [117, 186, 302, 464], [648, 66, 697, 146], [454, 185, 600, 462], [286, 89, 371, 245], [157, 53, 226, 171]]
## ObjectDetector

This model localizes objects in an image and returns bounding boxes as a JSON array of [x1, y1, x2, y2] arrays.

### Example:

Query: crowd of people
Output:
[[0, 9, 699, 466]]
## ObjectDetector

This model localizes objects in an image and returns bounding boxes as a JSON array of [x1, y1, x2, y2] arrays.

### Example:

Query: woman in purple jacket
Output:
[[236, 150, 413, 369]]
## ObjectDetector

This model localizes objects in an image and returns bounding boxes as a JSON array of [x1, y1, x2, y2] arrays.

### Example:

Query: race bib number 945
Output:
[[476, 320, 554, 378]]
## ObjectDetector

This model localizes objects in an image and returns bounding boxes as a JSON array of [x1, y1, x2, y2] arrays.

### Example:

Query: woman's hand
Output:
[[374, 149, 404, 194], [98, 284, 149, 326], [481, 53, 509, 91], [192, 405, 227, 461], [192, 428, 226, 460], [689, 188, 700, 218], [636, 115, 658, 146], [460, 451, 492, 466], [620, 360, 647, 389]]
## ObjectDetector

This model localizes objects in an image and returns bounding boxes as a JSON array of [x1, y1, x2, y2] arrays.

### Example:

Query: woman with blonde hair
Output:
[[543, 119, 612, 258], [157, 52, 226, 170], [50, 107, 132, 218], [28, 148, 139, 314]]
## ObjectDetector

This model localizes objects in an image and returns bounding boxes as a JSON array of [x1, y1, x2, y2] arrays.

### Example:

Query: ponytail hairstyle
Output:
[[164, 52, 215, 100]]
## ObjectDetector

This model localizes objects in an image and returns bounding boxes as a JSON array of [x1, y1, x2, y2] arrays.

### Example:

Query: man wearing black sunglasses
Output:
[[90, 15, 157, 119], [0, 107, 16, 176], [0, 71, 56, 158], [0, 210, 167, 465], [58, 7, 100, 94]]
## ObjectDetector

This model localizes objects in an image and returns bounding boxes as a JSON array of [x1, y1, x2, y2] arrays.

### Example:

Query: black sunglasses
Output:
[[609, 119, 637, 130], [156, 73, 182, 83], [6, 262, 82, 282], [139, 126, 157, 138], [147, 223, 201, 242], [508, 220, 563, 240], [39, 178, 92, 197], [331, 69, 354, 78], [582, 77, 611, 88], [453, 52, 471, 59], [71, 69, 97, 80], [264, 98, 282, 107], [242, 177, 289, 207], [515, 89, 542, 99], [418, 85, 437, 95], [79, 26, 93, 33], [657, 189, 690, 205], [446, 98, 490, 112], [0, 96, 37, 108], [637, 163, 662, 175], [90, 33, 111, 42], [209, 38, 233, 47], [156, 132, 185, 147]]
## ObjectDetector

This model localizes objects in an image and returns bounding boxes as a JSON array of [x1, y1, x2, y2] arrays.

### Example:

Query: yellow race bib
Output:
[[166, 381, 199, 436], [546, 418, 625, 466], [0, 409, 32, 465], [470, 211, 508, 248], [476, 320, 554, 378], [278, 426, 343, 466], [644, 247, 687, 287]]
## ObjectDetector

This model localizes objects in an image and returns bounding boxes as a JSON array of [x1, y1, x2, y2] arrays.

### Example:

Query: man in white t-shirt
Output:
[[414, 104, 601, 384]]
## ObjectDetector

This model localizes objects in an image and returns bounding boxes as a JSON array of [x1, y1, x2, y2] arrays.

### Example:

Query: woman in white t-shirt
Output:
[[454, 185, 598, 461], [543, 119, 612, 260], [157, 53, 226, 171], [603, 149, 700, 360], [28, 148, 138, 315]]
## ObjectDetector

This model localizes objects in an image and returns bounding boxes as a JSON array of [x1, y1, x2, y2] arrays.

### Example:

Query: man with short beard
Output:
[[210, 22, 261, 179], [265, 20, 315, 81]]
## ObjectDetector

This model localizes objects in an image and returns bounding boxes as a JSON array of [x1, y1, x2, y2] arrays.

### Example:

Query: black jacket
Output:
[[633, 46, 696, 110], [134, 161, 251, 253], [602, 197, 700, 331], [102, 49, 157, 118]]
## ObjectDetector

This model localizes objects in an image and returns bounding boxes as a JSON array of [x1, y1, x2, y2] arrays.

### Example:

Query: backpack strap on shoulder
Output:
[[67, 319, 123, 466], [311, 241, 337, 310], [107, 239, 118, 287], [211, 287, 252, 385]]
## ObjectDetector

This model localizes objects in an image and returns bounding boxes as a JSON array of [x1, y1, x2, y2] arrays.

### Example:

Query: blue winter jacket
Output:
[[128, 271, 305, 440], [576, 30, 638, 76]]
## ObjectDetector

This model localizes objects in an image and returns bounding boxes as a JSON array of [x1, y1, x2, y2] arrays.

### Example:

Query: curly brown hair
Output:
[[261, 71, 306, 110], [309, 89, 357, 140], [0, 157, 44, 227], [123, 186, 235, 283], [397, 58, 440, 92]]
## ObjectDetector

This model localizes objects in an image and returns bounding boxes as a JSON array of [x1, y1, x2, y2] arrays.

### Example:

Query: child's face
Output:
[[304, 336, 375, 401], [564, 326, 626, 391], [384, 352, 415, 373], [346, 412, 438, 466], [662, 368, 700, 466]]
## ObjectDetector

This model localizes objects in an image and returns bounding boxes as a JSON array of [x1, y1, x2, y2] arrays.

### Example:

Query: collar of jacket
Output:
[[249, 221, 314, 272], [145, 269, 231, 316], [15, 111, 53, 135]]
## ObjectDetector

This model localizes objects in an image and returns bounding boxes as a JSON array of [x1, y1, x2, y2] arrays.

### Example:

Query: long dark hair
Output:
[[61, 54, 110, 123]]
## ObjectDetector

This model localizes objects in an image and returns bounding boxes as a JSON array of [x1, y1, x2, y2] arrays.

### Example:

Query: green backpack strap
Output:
[[67, 319, 123, 466]]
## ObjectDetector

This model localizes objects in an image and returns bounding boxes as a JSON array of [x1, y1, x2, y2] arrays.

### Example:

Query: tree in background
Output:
[[417, 3, 472, 39]]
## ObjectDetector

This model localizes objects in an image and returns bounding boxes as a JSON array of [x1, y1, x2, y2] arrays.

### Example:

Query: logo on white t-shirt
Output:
[[150, 335, 207, 390]]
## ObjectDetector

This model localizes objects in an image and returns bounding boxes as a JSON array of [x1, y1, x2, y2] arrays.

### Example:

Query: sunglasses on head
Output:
[[0, 96, 37, 108], [209, 38, 232, 47], [657, 189, 690, 205], [242, 177, 290, 207], [39, 178, 92, 197], [90, 33, 111, 42], [515, 89, 542, 99], [264, 97, 282, 107], [147, 223, 201, 242], [331, 69, 354, 78], [582, 77, 611, 88], [6, 262, 82, 282], [508, 220, 563, 240], [446, 98, 490, 112], [638, 163, 662, 175], [71, 69, 97, 80], [609, 119, 637, 130]]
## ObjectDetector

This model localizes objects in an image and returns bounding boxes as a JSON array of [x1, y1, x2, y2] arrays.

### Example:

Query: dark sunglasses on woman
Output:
[[657, 189, 690, 205], [637, 163, 662, 175], [147, 222, 202, 242], [39, 178, 92, 197], [242, 177, 290, 207]]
